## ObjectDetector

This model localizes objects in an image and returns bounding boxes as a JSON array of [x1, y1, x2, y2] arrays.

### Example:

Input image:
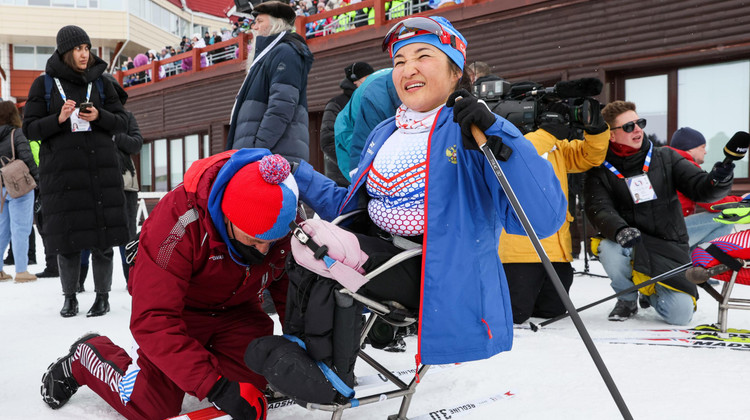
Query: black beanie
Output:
[[56, 25, 92, 56], [670, 127, 706, 151], [345, 62, 374, 82]]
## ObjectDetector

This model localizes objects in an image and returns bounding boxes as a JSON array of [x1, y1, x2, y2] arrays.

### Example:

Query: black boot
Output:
[[60, 294, 78, 318], [86, 293, 110, 317], [77, 264, 88, 293]]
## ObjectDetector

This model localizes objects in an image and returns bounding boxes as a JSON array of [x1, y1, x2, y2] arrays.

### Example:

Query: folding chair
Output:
[[690, 229, 750, 332], [289, 211, 429, 420]]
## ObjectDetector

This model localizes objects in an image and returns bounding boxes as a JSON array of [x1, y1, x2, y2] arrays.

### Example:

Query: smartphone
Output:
[[79, 102, 93, 113]]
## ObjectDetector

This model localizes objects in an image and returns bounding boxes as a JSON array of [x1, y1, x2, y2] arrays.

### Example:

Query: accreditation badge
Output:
[[70, 109, 92, 133], [626, 174, 656, 204]]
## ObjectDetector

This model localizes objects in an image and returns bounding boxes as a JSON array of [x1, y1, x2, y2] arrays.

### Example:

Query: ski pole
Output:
[[531, 262, 691, 330], [471, 125, 633, 420]]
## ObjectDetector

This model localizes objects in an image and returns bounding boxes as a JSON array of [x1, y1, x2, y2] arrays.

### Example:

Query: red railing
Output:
[[114, 32, 253, 89], [114, 0, 479, 88]]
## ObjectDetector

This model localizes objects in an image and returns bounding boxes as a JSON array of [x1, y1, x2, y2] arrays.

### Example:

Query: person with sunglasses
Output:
[[273, 16, 566, 386], [584, 100, 734, 324]]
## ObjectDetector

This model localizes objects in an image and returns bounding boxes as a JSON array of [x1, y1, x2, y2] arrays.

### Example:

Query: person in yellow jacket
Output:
[[499, 101, 610, 324]]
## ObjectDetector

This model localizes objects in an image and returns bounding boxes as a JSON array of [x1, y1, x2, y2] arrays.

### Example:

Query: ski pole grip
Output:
[[471, 125, 488, 147]]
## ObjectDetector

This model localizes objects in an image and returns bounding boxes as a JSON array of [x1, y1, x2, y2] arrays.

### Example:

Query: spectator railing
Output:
[[114, 0, 474, 88], [114, 32, 253, 89], [295, 0, 476, 39]]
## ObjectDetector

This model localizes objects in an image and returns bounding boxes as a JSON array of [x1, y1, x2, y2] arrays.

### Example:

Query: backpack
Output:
[[0, 129, 37, 210], [43, 74, 106, 112]]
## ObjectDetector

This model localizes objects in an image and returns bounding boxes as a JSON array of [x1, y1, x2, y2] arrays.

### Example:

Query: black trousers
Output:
[[504, 262, 574, 324], [353, 233, 422, 310]]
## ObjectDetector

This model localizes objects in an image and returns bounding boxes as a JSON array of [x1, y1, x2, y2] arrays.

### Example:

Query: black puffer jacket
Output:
[[585, 139, 732, 295], [22, 52, 128, 254], [319, 77, 356, 187], [0, 125, 39, 184]]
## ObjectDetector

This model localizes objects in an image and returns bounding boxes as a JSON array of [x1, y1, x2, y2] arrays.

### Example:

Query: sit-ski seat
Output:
[[247, 211, 428, 420]]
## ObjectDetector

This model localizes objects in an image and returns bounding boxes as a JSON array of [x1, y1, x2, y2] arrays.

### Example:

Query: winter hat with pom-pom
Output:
[[222, 154, 299, 240]]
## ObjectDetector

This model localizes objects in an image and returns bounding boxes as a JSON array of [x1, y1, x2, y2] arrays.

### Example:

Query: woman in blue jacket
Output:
[[293, 17, 566, 367]]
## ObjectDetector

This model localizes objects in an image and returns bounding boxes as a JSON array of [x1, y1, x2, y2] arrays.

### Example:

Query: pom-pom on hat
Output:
[[221, 154, 299, 241], [56, 25, 92, 56], [345, 62, 374, 82], [252, 1, 297, 26], [671, 127, 706, 151]]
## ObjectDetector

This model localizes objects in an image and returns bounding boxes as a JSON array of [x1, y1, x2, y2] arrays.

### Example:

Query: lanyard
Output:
[[53, 77, 92, 103], [229, 31, 286, 126], [603, 141, 653, 179]]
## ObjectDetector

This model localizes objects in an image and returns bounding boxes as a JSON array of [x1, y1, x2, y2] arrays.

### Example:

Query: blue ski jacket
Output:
[[295, 106, 566, 364]]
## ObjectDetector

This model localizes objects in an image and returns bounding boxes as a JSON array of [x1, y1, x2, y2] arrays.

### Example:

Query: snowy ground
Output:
[[4, 231, 750, 420]]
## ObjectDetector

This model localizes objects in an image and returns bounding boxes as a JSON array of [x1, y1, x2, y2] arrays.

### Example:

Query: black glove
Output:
[[615, 227, 642, 248], [709, 161, 735, 184], [583, 99, 609, 135], [207, 377, 267, 420], [446, 89, 496, 149], [538, 102, 569, 140]]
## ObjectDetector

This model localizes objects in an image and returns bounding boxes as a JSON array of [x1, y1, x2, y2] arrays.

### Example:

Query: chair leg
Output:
[[390, 364, 431, 420]]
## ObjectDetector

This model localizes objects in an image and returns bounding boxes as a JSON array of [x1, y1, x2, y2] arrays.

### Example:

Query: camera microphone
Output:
[[722, 131, 750, 165], [554, 78, 603, 98]]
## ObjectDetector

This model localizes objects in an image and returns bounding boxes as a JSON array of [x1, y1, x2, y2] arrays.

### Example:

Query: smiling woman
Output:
[[269, 15, 569, 398]]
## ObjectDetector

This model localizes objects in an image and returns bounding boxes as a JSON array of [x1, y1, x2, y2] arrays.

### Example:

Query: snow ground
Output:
[[3, 231, 750, 420]]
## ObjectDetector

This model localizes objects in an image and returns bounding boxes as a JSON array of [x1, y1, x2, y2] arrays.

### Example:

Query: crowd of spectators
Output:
[[120, 27, 239, 87]]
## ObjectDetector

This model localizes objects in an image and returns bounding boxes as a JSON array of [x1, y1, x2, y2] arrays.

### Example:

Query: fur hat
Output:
[[56, 25, 91, 56], [345, 62, 374, 82], [252, 1, 297, 25], [671, 127, 706, 151], [222, 154, 299, 240]]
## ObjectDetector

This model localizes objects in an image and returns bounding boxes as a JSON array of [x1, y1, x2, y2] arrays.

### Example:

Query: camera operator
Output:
[[584, 101, 734, 324], [500, 98, 610, 324], [467, 61, 504, 88]]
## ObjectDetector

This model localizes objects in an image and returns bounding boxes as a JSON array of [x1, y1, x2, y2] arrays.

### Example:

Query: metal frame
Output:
[[714, 260, 750, 333], [299, 210, 427, 419]]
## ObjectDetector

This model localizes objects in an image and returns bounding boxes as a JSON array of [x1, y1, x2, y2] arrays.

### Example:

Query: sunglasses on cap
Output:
[[382, 17, 466, 59], [612, 118, 647, 133]]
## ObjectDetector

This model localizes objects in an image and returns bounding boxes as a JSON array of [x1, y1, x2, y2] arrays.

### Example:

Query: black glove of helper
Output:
[[709, 161, 735, 184], [446, 89, 496, 149], [583, 99, 609, 135], [538, 102, 570, 140], [615, 227, 642, 248], [207, 377, 267, 420]]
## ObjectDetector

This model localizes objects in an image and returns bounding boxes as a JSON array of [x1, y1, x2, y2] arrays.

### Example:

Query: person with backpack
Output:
[[0, 101, 39, 282], [40, 150, 295, 420], [22, 25, 129, 318]]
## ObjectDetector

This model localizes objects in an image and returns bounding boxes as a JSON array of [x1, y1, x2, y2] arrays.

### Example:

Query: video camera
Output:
[[474, 77, 604, 134]]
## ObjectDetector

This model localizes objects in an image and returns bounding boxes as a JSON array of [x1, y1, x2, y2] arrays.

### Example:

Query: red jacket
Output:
[[669, 146, 742, 216], [128, 151, 289, 400]]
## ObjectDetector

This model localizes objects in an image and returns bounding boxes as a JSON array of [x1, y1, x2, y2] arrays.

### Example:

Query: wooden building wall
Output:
[[125, 0, 750, 174]]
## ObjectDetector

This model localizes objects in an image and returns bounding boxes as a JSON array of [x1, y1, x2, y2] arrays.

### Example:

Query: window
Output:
[[13, 46, 54, 71], [140, 134, 207, 192], [625, 75, 668, 144], [140, 143, 152, 191], [678, 61, 750, 174], [153, 139, 168, 191], [170, 138, 184, 189], [621, 60, 750, 177], [185, 134, 200, 171]]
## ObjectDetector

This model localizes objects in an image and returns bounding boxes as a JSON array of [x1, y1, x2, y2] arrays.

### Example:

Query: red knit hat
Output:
[[221, 155, 299, 240]]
